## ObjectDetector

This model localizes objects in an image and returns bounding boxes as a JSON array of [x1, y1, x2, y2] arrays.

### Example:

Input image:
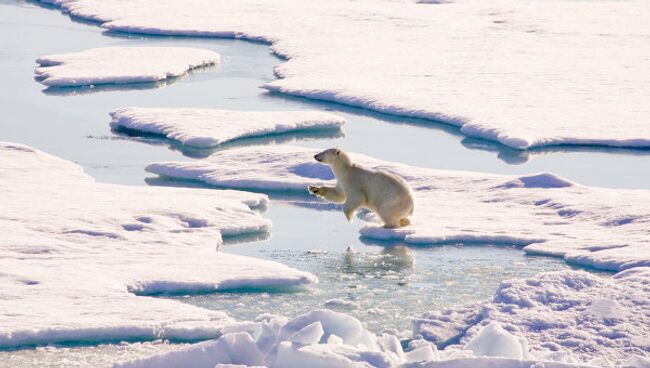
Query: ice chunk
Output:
[[465, 322, 525, 359], [288, 322, 324, 345], [404, 343, 438, 363], [35, 47, 220, 87], [147, 145, 650, 273], [38, 0, 650, 149], [278, 309, 377, 350], [377, 333, 404, 361], [110, 107, 345, 148], [328, 334, 344, 345], [0, 142, 315, 348]]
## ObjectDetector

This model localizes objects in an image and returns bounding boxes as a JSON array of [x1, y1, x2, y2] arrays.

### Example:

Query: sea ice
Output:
[[415, 269, 650, 365], [0, 142, 316, 348], [115, 309, 598, 368], [110, 107, 345, 148], [37, 0, 650, 149], [146, 145, 650, 273], [35, 47, 220, 87]]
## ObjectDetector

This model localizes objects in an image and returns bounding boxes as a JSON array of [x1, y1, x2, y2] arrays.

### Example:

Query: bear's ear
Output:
[[336, 149, 340, 156]]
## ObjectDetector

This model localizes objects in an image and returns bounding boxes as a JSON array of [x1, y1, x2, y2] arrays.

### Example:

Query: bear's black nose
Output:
[[314, 154, 320, 161]]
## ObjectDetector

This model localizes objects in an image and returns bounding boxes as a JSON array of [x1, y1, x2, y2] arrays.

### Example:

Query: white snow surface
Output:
[[35, 47, 220, 87], [114, 310, 593, 368], [146, 145, 650, 272], [110, 107, 345, 148], [38, 0, 650, 149], [414, 269, 650, 365], [0, 142, 316, 348]]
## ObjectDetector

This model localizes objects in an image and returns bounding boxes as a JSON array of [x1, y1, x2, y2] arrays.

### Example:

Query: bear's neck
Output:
[[330, 161, 352, 179]]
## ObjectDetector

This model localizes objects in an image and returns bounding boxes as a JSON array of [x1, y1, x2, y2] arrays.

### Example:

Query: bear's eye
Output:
[[336, 150, 340, 155]]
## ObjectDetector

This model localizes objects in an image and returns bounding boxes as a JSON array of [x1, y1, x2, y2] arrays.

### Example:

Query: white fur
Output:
[[308, 148, 414, 228]]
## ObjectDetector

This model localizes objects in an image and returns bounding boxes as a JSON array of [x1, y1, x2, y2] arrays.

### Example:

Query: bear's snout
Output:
[[314, 154, 322, 162]]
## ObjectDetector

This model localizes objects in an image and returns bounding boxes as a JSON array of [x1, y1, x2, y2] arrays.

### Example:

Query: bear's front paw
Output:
[[308, 185, 321, 195]]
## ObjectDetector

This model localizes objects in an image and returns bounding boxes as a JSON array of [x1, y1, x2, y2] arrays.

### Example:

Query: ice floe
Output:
[[35, 47, 220, 87], [38, 0, 650, 149], [114, 309, 598, 368], [110, 107, 345, 148], [147, 145, 650, 272], [0, 142, 316, 348]]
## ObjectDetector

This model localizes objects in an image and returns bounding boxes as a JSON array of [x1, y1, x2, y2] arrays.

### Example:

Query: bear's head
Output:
[[314, 148, 352, 167]]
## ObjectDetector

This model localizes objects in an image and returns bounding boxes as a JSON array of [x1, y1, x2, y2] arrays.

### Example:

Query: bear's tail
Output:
[[399, 218, 411, 227]]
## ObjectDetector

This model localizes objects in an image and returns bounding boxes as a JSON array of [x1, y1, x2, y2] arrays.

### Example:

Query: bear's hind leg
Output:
[[382, 218, 401, 229], [379, 211, 402, 229]]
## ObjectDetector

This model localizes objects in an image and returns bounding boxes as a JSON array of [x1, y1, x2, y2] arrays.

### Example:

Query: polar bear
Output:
[[308, 148, 414, 228]]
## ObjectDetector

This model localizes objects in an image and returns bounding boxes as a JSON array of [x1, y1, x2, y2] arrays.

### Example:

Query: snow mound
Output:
[[415, 270, 650, 365], [37, 0, 650, 149], [0, 142, 316, 348], [110, 107, 345, 148], [35, 47, 220, 87], [497, 173, 574, 189], [147, 145, 650, 272]]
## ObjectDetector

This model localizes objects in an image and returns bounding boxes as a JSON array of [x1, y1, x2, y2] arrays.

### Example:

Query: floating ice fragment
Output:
[[110, 108, 345, 148], [35, 47, 220, 87]]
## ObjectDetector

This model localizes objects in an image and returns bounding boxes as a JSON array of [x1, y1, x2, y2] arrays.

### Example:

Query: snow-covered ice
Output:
[[415, 269, 650, 365], [147, 145, 650, 273], [35, 47, 220, 87], [110, 107, 345, 148], [113, 309, 599, 368], [38, 0, 650, 149], [0, 142, 316, 348]]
